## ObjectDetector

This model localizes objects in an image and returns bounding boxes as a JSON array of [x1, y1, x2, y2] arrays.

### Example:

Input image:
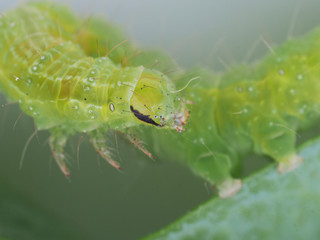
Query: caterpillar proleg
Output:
[[146, 27, 320, 197]]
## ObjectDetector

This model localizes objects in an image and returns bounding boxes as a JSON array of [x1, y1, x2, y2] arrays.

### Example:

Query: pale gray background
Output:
[[0, 0, 320, 239]]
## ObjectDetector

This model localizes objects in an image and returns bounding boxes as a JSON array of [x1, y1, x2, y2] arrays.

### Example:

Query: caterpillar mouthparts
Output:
[[173, 106, 189, 133]]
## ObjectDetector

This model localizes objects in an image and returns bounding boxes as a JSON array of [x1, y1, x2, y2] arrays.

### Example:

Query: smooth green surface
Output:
[[0, 180, 78, 240], [145, 137, 320, 239]]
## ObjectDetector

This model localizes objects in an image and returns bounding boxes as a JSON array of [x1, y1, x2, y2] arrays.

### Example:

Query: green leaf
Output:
[[144, 137, 320, 240]]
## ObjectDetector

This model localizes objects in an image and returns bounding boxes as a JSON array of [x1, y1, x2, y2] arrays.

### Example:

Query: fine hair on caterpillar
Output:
[[0, 2, 189, 177], [169, 76, 200, 94]]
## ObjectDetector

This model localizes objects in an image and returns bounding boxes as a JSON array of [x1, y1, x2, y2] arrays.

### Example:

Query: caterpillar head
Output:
[[130, 69, 188, 132]]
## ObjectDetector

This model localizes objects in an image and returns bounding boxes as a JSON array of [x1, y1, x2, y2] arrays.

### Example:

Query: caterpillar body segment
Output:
[[0, 3, 187, 176], [162, 29, 320, 196]]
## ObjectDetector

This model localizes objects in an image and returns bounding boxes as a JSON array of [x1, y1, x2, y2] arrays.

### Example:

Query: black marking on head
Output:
[[130, 105, 161, 127]]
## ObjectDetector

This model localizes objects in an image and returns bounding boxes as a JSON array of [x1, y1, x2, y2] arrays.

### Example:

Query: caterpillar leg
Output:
[[49, 129, 71, 178], [217, 178, 242, 199], [191, 152, 242, 198], [252, 117, 303, 174], [278, 154, 303, 174], [89, 130, 121, 170], [123, 131, 154, 159]]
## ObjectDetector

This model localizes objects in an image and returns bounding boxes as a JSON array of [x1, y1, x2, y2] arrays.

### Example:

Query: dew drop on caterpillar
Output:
[[0, 3, 188, 177]]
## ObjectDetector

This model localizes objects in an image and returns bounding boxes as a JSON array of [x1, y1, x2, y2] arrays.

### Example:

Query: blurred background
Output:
[[1, 0, 320, 239]]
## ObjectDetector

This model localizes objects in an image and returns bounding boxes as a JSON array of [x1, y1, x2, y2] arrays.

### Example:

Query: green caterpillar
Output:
[[67, 4, 320, 198], [141, 28, 320, 197], [1, 2, 317, 199], [0, 2, 188, 177]]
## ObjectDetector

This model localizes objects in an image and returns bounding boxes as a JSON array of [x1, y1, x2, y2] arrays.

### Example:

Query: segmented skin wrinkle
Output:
[[0, 2, 187, 177], [0, 5, 143, 127]]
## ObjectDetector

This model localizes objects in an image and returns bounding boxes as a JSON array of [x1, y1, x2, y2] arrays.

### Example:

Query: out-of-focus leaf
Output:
[[144, 137, 320, 240], [0, 237, 11, 240], [0, 182, 79, 240]]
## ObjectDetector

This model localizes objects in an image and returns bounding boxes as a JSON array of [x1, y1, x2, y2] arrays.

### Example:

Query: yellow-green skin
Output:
[[41, 2, 320, 195], [161, 28, 320, 188], [0, 3, 186, 176], [134, 28, 320, 196]]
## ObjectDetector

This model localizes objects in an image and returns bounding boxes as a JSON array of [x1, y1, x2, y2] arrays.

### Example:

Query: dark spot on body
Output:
[[130, 106, 161, 127]]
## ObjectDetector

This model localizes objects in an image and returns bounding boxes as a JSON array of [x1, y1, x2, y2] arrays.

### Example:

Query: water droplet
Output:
[[109, 103, 115, 112], [278, 69, 285, 76], [298, 108, 304, 114]]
